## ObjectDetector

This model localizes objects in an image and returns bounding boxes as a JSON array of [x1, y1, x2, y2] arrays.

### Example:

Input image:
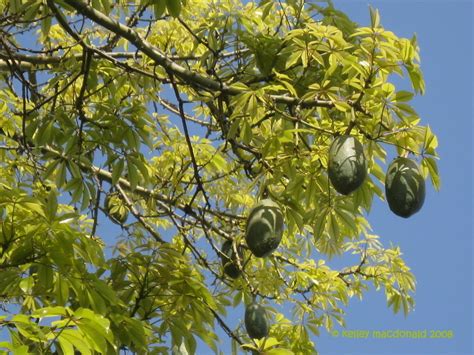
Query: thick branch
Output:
[[0, 59, 34, 71], [0, 50, 249, 67], [60, 0, 335, 109]]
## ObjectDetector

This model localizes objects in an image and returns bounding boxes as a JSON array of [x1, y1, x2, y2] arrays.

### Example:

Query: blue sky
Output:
[[314, 1, 473, 354]]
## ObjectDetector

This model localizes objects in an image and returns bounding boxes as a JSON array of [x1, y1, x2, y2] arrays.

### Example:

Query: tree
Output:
[[0, 0, 440, 353]]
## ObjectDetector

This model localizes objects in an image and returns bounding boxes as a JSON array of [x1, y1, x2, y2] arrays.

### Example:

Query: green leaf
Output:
[[59, 329, 92, 355], [393, 102, 417, 116], [58, 336, 75, 355], [20, 2, 40, 21], [0, 342, 13, 351], [421, 157, 440, 191], [327, 211, 339, 239], [334, 207, 357, 235], [111, 159, 124, 185], [55, 162, 67, 188], [406, 63, 425, 94], [8, 0, 21, 13], [92, 279, 119, 305], [130, 155, 150, 184], [41, 16, 52, 38], [231, 339, 238, 355], [11, 345, 29, 355], [19, 276, 34, 293], [333, 101, 351, 112], [55, 276, 69, 305], [285, 203, 304, 233], [80, 182, 91, 211], [21, 201, 45, 217], [262, 337, 281, 350], [232, 290, 242, 307], [263, 349, 295, 355], [36, 264, 54, 292], [45, 189, 58, 221], [240, 120, 253, 144], [127, 159, 140, 191], [153, 0, 167, 18], [394, 90, 414, 102], [100, 0, 111, 14], [422, 125, 438, 155], [35, 120, 54, 146], [313, 209, 328, 238], [227, 118, 240, 139], [166, 0, 181, 17], [91, 0, 101, 11], [32, 307, 68, 318], [229, 82, 249, 91], [369, 6, 380, 28], [77, 321, 107, 353], [285, 50, 302, 70]]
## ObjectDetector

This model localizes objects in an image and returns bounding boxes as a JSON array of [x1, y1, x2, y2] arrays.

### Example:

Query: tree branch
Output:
[[60, 0, 335, 109], [0, 49, 249, 67], [115, 185, 166, 244], [168, 72, 211, 208]]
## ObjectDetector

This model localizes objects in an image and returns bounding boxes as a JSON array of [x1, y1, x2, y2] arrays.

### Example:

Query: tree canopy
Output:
[[0, 0, 440, 353]]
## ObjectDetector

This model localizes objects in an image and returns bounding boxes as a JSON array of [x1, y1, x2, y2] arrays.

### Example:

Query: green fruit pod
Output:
[[245, 303, 269, 339], [220, 240, 243, 279], [385, 157, 425, 218], [328, 135, 367, 195], [245, 199, 284, 257]]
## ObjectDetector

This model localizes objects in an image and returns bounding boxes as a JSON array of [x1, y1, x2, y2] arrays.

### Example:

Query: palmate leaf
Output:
[[166, 0, 182, 17], [421, 156, 440, 190]]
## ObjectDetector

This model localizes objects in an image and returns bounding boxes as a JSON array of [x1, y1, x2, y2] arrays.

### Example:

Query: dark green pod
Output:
[[328, 135, 367, 195], [245, 303, 269, 339], [245, 199, 284, 258], [220, 240, 243, 279], [385, 157, 425, 218]]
